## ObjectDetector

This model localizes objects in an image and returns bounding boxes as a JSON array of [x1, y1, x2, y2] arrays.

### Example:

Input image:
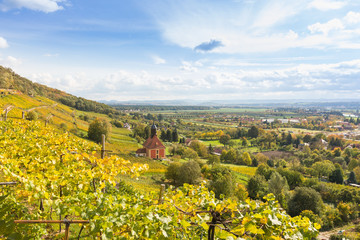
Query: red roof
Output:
[[143, 135, 165, 149], [136, 148, 146, 154]]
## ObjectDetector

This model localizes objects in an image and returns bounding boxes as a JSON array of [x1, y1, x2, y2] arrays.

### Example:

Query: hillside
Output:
[[0, 66, 117, 115], [0, 66, 142, 155]]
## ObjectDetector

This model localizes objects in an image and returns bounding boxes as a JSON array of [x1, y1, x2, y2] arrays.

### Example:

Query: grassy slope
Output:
[[1, 92, 167, 193]]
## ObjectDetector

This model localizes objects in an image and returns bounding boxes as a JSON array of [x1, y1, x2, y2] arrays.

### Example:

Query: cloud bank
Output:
[[0, 0, 66, 13], [0, 37, 8, 48], [29, 59, 360, 101]]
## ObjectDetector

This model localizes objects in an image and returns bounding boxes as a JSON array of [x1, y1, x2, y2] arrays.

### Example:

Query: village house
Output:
[[136, 124, 166, 159]]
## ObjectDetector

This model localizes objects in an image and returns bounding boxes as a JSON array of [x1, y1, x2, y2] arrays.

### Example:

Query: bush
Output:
[[234, 184, 248, 201], [26, 111, 38, 121], [288, 187, 323, 217], [208, 165, 236, 198], [178, 161, 201, 185], [165, 162, 181, 185], [247, 175, 267, 200], [87, 118, 111, 143]]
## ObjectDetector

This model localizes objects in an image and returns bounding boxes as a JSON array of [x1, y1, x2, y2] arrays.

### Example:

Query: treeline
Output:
[[112, 105, 211, 111], [0, 66, 119, 116]]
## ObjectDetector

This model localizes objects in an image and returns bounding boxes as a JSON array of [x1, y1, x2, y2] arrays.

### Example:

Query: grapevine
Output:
[[0, 120, 319, 239]]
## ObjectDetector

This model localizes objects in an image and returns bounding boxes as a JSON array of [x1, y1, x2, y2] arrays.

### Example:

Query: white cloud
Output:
[[144, 0, 360, 54], [26, 58, 360, 101], [43, 53, 59, 57], [251, 1, 305, 29], [0, 37, 8, 48], [344, 11, 360, 24], [179, 61, 198, 72], [152, 55, 166, 64], [0, 56, 22, 67], [0, 0, 65, 13], [308, 0, 347, 11], [308, 18, 344, 35]]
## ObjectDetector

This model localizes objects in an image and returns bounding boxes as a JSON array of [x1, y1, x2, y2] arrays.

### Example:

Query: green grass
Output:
[[222, 164, 257, 176], [116, 154, 168, 193]]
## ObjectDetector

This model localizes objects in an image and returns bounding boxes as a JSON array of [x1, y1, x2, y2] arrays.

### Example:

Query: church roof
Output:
[[143, 135, 165, 149]]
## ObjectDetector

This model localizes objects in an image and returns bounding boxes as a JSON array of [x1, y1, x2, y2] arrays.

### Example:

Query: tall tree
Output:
[[219, 134, 231, 147], [160, 129, 167, 141], [166, 129, 173, 142], [248, 126, 259, 138], [172, 129, 179, 142]]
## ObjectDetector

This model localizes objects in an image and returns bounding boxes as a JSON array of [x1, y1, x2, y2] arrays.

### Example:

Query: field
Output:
[[221, 164, 257, 184], [116, 154, 168, 193], [201, 139, 261, 152]]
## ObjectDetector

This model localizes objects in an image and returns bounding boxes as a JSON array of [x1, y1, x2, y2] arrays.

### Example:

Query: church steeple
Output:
[[151, 124, 157, 138]]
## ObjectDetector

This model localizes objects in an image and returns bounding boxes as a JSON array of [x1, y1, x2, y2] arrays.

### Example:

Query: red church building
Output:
[[136, 124, 166, 159]]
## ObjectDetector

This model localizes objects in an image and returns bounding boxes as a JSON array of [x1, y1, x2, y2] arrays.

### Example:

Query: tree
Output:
[[256, 163, 275, 180], [166, 129, 173, 142], [276, 168, 303, 190], [247, 175, 267, 199], [312, 160, 335, 179], [207, 155, 220, 165], [224, 148, 237, 163], [248, 126, 259, 138], [208, 144, 214, 154], [183, 148, 198, 160], [353, 166, 360, 183], [348, 171, 357, 184], [288, 187, 323, 217], [255, 153, 269, 165], [303, 134, 312, 143], [329, 168, 344, 184], [88, 118, 111, 143], [165, 162, 181, 185], [172, 129, 179, 142], [160, 129, 167, 142], [189, 140, 208, 157], [240, 152, 252, 166], [268, 172, 289, 209], [178, 161, 201, 185], [208, 165, 236, 198], [219, 134, 231, 147], [286, 133, 293, 145]]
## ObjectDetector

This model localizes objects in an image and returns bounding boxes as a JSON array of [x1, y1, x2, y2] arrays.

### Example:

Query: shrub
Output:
[[88, 118, 111, 143], [26, 111, 38, 121], [247, 175, 267, 200], [288, 187, 323, 217]]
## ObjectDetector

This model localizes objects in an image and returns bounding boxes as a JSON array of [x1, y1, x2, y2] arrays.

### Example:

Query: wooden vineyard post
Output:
[[0, 182, 17, 186], [14, 220, 90, 240], [22, 111, 25, 119], [158, 184, 165, 204], [64, 221, 70, 240], [3, 105, 14, 121], [101, 134, 106, 159]]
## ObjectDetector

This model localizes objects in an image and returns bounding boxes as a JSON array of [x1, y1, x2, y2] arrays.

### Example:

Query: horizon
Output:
[[1, 0, 360, 101]]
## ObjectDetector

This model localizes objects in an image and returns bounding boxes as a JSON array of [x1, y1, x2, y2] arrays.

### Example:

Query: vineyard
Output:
[[0, 120, 320, 239]]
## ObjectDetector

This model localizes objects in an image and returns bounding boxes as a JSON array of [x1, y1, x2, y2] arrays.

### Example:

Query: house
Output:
[[135, 124, 166, 159], [123, 123, 131, 130]]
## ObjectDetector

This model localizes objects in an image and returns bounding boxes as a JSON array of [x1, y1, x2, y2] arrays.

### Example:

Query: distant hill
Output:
[[0, 66, 118, 116]]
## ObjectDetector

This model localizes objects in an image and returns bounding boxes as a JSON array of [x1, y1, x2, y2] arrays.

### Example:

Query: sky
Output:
[[1, 0, 360, 102]]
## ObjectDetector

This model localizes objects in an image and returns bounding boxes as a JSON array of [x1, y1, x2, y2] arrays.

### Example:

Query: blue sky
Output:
[[1, 0, 360, 101]]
